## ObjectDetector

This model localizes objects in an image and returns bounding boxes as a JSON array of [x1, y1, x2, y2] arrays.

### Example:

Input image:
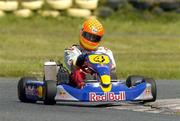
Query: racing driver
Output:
[[64, 18, 116, 89]]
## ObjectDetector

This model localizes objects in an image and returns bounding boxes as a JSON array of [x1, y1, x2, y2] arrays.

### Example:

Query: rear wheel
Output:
[[143, 78, 157, 103], [43, 80, 57, 105], [126, 75, 144, 88], [17, 77, 38, 103]]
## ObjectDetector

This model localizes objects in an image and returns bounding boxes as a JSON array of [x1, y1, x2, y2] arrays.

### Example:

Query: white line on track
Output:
[[108, 99, 180, 114]]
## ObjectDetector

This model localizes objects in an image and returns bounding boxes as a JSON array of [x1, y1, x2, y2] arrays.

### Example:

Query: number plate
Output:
[[88, 54, 110, 64]]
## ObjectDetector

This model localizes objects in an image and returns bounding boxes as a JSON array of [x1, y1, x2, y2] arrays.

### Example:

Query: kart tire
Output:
[[0, 10, 5, 17], [129, 1, 151, 10], [67, 8, 91, 18], [14, 9, 32, 18], [143, 78, 157, 103], [17, 77, 38, 103], [21, 1, 44, 10], [159, 2, 179, 11], [0, 1, 18, 11], [43, 80, 56, 105], [75, 0, 99, 10], [47, 0, 72, 10], [106, 0, 122, 11], [39, 10, 60, 18], [151, 7, 164, 15], [96, 7, 113, 18], [126, 75, 144, 88]]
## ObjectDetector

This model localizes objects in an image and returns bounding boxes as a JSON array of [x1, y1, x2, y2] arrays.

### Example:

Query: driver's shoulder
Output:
[[97, 46, 112, 53], [65, 44, 81, 51]]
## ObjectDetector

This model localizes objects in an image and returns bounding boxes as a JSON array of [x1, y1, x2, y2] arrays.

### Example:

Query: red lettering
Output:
[[108, 93, 114, 101], [89, 92, 96, 101], [89, 92, 126, 102], [115, 94, 119, 101]]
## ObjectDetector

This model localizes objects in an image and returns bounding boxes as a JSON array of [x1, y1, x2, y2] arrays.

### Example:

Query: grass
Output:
[[1, 12, 180, 79]]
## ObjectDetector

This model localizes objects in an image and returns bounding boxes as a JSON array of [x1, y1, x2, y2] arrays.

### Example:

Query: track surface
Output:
[[0, 78, 180, 121]]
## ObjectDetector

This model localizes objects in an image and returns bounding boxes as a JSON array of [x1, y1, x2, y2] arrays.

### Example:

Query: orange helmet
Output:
[[80, 18, 104, 51]]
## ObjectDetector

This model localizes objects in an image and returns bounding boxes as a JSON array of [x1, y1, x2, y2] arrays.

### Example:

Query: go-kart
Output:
[[18, 52, 157, 105]]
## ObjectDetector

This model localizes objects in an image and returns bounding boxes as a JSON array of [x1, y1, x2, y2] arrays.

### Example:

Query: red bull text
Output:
[[89, 92, 126, 102]]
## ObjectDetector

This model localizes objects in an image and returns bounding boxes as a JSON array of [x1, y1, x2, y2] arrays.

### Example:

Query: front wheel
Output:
[[143, 78, 157, 103], [43, 80, 57, 105], [126, 75, 144, 88]]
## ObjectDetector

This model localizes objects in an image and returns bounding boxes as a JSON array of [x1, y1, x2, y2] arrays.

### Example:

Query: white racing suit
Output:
[[64, 45, 116, 88]]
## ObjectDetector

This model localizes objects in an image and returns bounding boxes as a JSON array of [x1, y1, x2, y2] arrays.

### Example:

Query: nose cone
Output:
[[100, 75, 112, 92], [101, 75, 111, 86]]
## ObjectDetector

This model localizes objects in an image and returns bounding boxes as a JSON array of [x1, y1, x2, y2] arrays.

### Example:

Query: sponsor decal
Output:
[[59, 91, 66, 97], [37, 86, 43, 98], [89, 92, 126, 102], [145, 89, 151, 95], [25, 85, 42, 98], [25, 86, 38, 96], [88, 54, 110, 64]]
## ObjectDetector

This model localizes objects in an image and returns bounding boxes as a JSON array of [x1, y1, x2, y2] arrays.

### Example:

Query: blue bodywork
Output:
[[57, 82, 147, 101], [24, 80, 150, 102], [86, 52, 111, 77]]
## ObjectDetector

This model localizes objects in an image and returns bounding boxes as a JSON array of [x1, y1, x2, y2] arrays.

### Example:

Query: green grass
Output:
[[1, 13, 180, 79]]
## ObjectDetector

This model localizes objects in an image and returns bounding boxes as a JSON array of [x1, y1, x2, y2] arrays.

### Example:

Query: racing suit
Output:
[[64, 45, 116, 88]]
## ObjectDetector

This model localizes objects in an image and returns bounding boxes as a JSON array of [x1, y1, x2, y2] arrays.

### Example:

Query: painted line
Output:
[[108, 99, 180, 114]]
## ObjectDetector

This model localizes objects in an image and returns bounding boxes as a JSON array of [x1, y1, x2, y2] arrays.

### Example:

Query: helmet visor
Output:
[[82, 31, 101, 42]]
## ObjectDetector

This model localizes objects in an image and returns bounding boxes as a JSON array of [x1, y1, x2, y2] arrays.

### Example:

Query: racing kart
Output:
[[18, 52, 157, 105]]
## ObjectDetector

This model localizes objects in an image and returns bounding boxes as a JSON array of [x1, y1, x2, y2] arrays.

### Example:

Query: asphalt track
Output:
[[0, 78, 180, 121]]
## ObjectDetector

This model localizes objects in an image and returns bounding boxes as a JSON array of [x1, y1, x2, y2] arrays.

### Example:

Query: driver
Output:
[[64, 18, 116, 89]]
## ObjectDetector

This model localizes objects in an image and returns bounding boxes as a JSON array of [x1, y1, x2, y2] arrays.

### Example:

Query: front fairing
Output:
[[86, 53, 112, 92], [55, 81, 153, 102], [86, 52, 112, 76]]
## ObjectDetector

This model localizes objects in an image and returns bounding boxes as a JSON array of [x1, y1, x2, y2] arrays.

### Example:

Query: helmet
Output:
[[80, 18, 104, 51]]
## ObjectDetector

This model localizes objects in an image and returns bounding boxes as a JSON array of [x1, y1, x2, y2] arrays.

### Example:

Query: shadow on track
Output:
[[15, 100, 146, 108]]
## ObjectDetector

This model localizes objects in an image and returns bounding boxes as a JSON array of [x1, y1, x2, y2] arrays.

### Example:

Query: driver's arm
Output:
[[64, 46, 82, 71]]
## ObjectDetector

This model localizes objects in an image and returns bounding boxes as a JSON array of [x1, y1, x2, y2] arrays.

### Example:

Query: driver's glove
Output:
[[76, 54, 86, 67]]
